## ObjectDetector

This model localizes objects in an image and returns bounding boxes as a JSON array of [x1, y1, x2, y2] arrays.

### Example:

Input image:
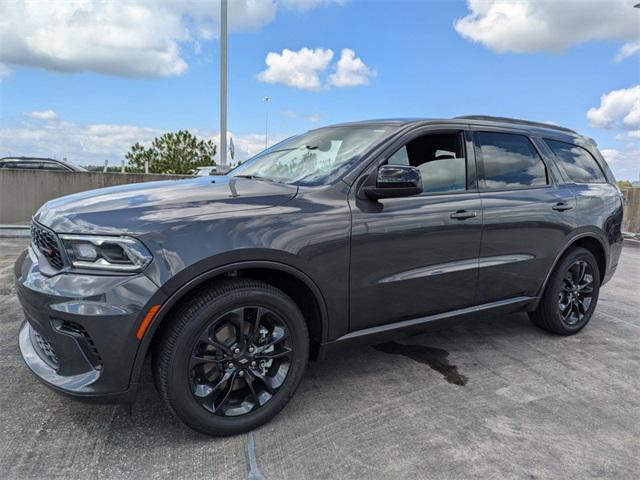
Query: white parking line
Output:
[[246, 431, 266, 480]]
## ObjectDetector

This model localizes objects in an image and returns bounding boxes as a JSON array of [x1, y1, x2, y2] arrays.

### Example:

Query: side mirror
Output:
[[363, 165, 423, 200]]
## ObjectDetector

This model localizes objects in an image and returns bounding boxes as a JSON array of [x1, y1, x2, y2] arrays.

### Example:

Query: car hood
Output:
[[35, 176, 298, 234]]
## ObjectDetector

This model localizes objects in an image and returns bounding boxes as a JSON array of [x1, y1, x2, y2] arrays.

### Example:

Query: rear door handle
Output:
[[450, 210, 477, 220], [552, 202, 573, 212]]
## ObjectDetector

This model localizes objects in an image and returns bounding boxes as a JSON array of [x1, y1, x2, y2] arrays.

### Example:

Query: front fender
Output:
[[126, 256, 331, 400]]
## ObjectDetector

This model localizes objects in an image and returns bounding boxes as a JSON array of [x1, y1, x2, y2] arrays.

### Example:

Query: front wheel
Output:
[[152, 278, 309, 436], [529, 247, 600, 335]]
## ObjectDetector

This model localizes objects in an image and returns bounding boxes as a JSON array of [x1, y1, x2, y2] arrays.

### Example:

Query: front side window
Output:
[[544, 139, 606, 183], [477, 132, 547, 190], [3, 162, 42, 169], [387, 133, 466, 194], [231, 126, 397, 185]]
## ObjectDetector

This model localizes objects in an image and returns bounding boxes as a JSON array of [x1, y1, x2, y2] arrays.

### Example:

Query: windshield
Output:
[[230, 126, 396, 185]]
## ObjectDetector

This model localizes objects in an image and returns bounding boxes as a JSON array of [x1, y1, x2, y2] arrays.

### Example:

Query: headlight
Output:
[[60, 235, 152, 272]]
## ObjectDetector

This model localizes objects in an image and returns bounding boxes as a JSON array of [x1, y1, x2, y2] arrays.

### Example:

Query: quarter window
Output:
[[544, 139, 606, 183], [387, 133, 466, 194], [477, 132, 547, 190]]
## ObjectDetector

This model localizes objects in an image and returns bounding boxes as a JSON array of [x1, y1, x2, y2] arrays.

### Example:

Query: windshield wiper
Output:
[[233, 174, 283, 184], [233, 174, 260, 179]]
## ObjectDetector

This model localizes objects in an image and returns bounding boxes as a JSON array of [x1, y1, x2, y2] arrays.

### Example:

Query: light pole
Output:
[[219, 0, 228, 168], [263, 96, 270, 150]]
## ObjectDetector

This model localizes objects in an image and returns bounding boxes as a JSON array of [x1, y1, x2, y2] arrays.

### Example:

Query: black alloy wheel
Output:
[[153, 278, 309, 436], [189, 306, 292, 416], [557, 260, 595, 327], [529, 246, 600, 335]]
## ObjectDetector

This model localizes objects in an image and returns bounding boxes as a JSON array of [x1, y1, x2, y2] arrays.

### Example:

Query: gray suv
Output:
[[15, 116, 623, 435]]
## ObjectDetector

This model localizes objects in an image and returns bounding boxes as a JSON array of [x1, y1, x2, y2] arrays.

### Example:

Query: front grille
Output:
[[55, 320, 103, 368], [32, 329, 59, 368], [31, 222, 65, 270]]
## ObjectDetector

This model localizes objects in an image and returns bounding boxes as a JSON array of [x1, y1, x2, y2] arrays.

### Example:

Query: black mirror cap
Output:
[[363, 165, 423, 199]]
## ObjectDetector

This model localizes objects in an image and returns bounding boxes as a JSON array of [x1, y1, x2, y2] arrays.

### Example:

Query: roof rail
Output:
[[455, 115, 577, 135]]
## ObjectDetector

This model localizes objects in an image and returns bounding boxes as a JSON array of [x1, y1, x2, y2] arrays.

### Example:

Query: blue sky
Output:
[[0, 0, 638, 179]]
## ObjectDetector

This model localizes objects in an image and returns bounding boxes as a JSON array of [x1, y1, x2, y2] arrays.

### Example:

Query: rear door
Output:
[[473, 129, 577, 304], [348, 128, 483, 331]]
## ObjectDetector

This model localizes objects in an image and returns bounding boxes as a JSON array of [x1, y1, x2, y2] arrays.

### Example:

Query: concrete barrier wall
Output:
[[622, 187, 640, 234], [2, 169, 640, 233], [0, 169, 188, 225]]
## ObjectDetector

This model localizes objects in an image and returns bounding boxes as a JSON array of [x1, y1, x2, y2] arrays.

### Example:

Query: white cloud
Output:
[[306, 113, 322, 123], [587, 85, 640, 138], [258, 48, 334, 90], [455, 0, 639, 54], [280, 0, 344, 12], [615, 41, 640, 62], [0, 112, 287, 166], [328, 48, 376, 87], [0, 117, 163, 164], [602, 149, 620, 163], [0, 0, 341, 78], [23, 110, 59, 121], [601, 147, 639, 181], [258, 47, 373, 90], [587, 85, 640, 180]]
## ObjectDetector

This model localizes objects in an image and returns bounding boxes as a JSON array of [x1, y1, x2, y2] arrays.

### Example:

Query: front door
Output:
[[348, 129, 482, 332]]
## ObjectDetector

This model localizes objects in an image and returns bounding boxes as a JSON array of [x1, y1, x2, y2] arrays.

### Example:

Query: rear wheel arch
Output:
[[570, 236, 606, 283], [530, 245, 600, 335], [538, 232, 608, 299]]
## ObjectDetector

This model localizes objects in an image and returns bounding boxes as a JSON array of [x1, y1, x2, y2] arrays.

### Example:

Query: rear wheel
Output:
[[152, 278, 309, 436], [529, 247, 600, 335]]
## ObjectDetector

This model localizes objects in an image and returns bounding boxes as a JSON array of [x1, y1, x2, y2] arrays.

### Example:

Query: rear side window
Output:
[[39, 161, 67, 171], [476, 132, 547, 190], [544, 139, 606, 183]]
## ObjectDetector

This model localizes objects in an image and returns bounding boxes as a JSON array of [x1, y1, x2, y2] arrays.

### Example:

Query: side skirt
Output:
[[316, 296, 537, 360]]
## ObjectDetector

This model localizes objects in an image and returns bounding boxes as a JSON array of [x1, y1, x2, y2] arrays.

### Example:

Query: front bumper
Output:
[[15, 246, 161, 401]]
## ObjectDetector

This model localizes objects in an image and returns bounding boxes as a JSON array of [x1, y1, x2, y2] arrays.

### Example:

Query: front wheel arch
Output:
[[127, 260, 329, 400]]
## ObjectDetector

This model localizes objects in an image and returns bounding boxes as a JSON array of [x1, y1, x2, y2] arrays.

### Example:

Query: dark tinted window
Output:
[[39, 161, 67, 171], [388, 133, 466, 193], [0, 161, 42, 169], [544, 139, 606, 183], [477, 132, 547, 189]]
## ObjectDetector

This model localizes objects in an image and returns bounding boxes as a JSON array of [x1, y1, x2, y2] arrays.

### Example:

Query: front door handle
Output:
[[552, 202, 573, 212], [450, 210, 477, 220]]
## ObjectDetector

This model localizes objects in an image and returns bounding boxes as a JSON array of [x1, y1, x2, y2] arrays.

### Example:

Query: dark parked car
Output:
[[15, 116, 623, 435], [0, 156, 87, 172]]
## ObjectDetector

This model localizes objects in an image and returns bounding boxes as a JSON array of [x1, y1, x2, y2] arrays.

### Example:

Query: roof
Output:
[[326, 115, 581, 139]]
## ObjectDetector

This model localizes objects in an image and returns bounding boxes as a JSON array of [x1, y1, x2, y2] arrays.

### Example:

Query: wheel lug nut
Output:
[[238, 371, 245, 377], [227, 363, 234, 369], [251, 361, 256, 367], [249, 347, 254, 353], [234, 348, 240, 354]]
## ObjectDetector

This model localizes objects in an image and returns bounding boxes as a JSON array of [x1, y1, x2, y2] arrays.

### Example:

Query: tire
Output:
[[152, 278, 309, 436], [529, 247, 600, 335]]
